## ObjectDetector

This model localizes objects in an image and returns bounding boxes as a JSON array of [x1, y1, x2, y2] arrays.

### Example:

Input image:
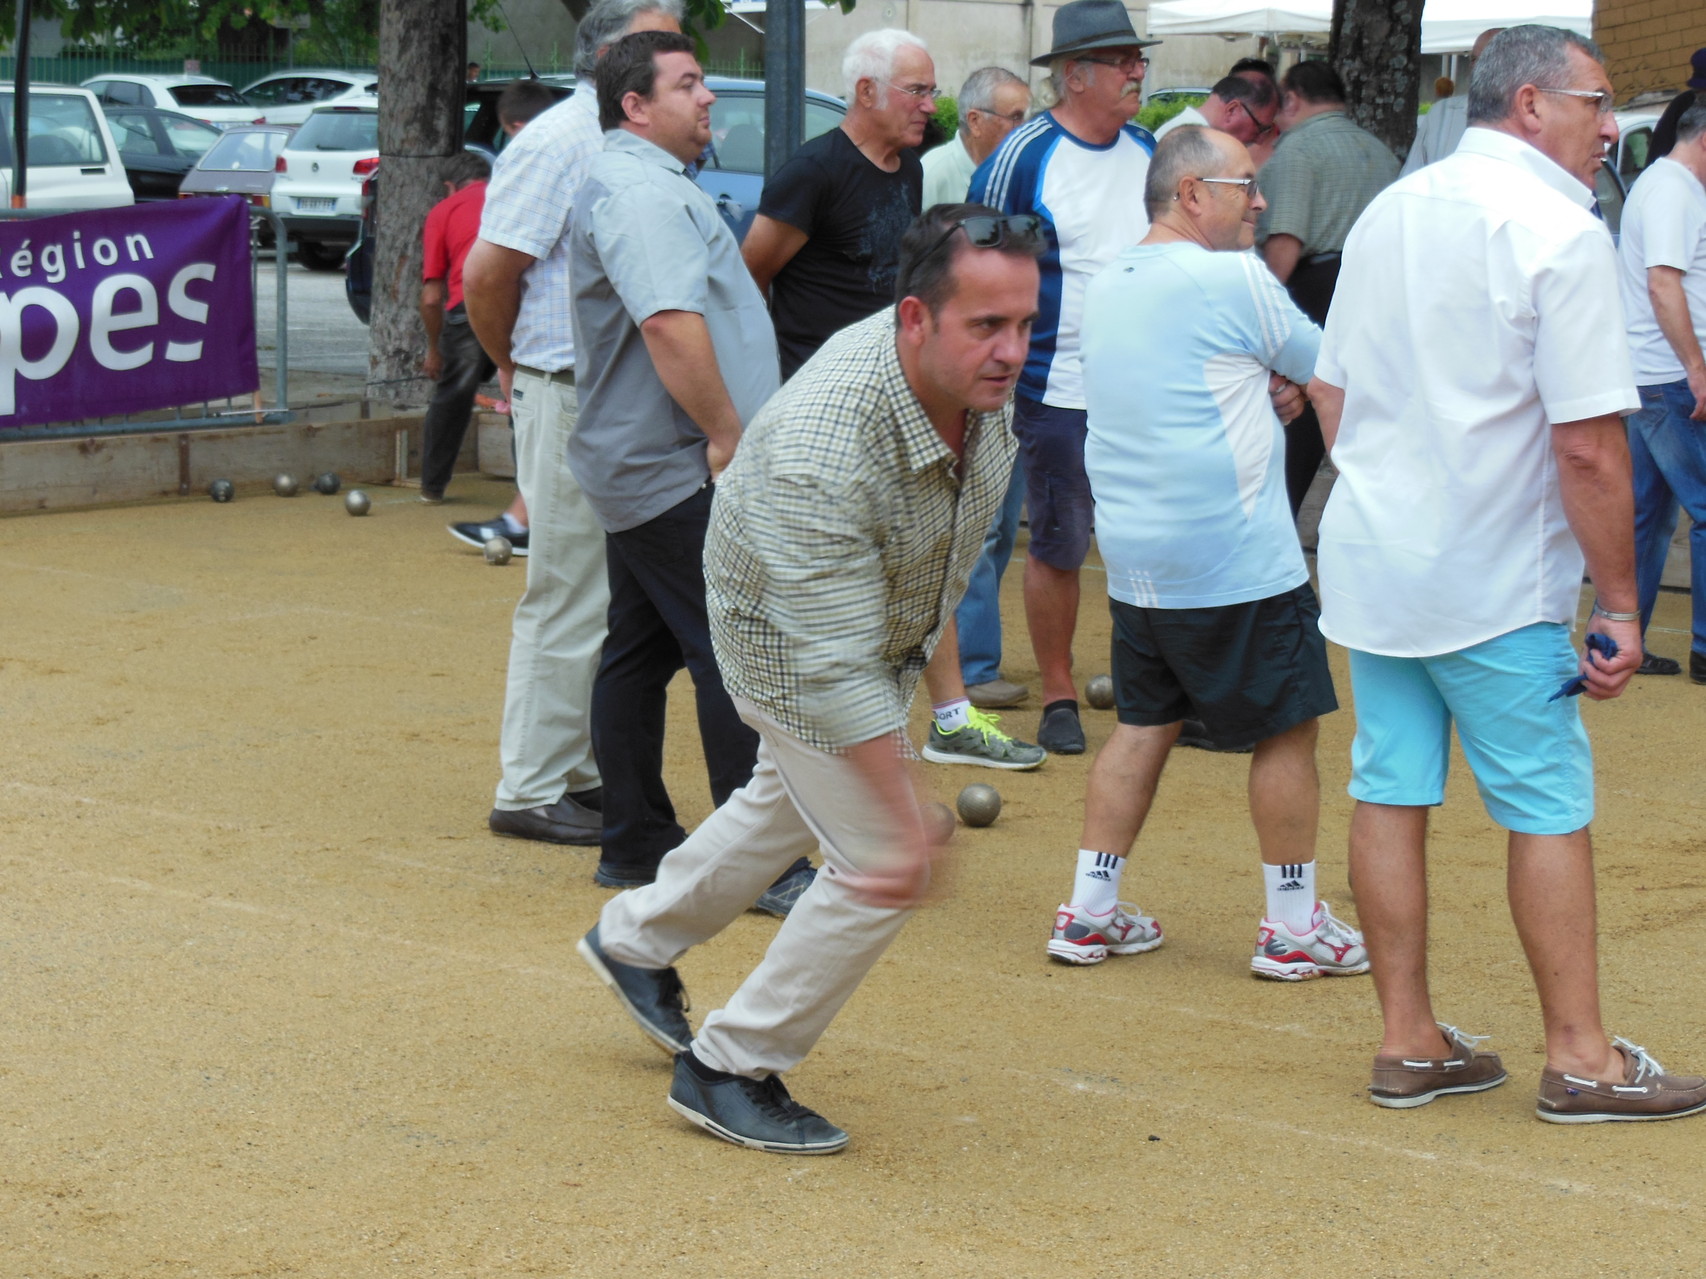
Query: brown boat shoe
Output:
[[1536, 1037, 1706, 1124], [1369, 1022, 1508, 1109]]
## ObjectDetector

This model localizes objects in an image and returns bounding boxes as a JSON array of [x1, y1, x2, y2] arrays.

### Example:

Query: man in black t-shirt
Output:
[[742, 28, 934, 379]]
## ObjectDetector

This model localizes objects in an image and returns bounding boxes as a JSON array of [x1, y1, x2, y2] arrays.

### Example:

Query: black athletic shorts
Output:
[[1108, 583, 1338, 749]]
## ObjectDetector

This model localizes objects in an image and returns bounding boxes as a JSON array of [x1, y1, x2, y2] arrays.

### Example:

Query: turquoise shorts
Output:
[[1346, 623, 1593, 835]]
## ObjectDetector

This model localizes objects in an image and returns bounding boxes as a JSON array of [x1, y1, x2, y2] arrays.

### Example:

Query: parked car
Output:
[[241, 69, 379, 126], [179, 122, 294, 205], [81, 73, 259, 130], [0, 85, 133, 208], [271, 103, 378, 269], [102, 105, 222, 200]]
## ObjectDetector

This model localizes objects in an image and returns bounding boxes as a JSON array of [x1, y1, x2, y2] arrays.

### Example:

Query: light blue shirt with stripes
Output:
[[478, 87, 603, 372], [1083, 242, 1321, 609]]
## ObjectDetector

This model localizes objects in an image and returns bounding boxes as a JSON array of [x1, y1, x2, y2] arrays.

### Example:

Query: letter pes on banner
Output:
[[0, 196, 257, 426]]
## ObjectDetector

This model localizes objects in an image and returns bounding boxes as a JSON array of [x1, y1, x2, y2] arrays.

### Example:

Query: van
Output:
[[0, 85, 134, 209]]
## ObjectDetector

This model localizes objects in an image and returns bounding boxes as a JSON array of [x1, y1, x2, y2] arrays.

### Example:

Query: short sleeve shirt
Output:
[[757, 128, 923, 379], [1084, 243, 1321, 608], [569, 130, 780, 534], [1315, 128, 1639, 657], [477, 88, 602, 371], [1257, 111, 1399, 255], [422, 180, 486, 311], [920, 133, 977, 208], [1617, 156, 1706, 383]]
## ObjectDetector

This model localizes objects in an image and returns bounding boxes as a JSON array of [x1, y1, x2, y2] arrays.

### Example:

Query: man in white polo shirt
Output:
[[1617, 99, 1706, 684], [1311, 25, 1706, 1124]]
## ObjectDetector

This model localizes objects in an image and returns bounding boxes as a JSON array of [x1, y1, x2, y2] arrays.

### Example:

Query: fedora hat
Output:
[[1029, 0, 1160, 68]]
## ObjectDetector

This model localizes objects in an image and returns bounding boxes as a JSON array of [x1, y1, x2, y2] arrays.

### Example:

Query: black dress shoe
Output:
[[1693, 651, 1706, 685], [488, 791, 602, 845], [577, 924, 691, 1054], [1036, 701, 1085, 755], [1637, 652, 1682, 676]]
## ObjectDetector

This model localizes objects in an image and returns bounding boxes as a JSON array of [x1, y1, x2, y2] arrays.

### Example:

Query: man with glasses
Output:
[[922, 66, 1030, 208], [1257, 60, 1398, 518], [578, 204, 1042, 1154], [1046, 125, 1363, 983], [971, 0, 1161, 757], [1311, 25, 1706, 1123], [1154, 73, 1278, 147]]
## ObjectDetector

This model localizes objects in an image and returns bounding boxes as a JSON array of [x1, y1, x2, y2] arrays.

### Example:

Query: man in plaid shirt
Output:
[[578, 204, 1042, 1155]]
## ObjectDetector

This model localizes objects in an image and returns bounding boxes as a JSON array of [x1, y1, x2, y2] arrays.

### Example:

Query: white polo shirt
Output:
[[1315, 127, 1639, 658], [1617, 156, 1706, 383]]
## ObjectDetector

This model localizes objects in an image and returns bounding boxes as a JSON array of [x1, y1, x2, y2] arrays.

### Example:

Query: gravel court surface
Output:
[[2, 478, 1705, 1276]]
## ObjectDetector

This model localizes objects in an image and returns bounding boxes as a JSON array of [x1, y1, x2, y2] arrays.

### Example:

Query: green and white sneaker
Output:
[[921, 708, 1046, 771]]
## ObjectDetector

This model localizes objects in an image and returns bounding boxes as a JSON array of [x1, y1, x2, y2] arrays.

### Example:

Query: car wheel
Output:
[[295, 240, 347, 271]]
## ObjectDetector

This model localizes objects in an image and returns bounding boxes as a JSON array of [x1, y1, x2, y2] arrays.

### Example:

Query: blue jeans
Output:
[[955, 454, 1025, 687], [1629, 379, 1706, 655]]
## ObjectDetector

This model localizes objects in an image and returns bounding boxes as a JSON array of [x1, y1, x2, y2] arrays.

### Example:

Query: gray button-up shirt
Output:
[[568, 129, 780, 533]]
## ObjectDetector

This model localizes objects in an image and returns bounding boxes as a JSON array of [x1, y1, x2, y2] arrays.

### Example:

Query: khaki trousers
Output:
[[600, 697, 916, 1078], [494, 370, 609, 810]]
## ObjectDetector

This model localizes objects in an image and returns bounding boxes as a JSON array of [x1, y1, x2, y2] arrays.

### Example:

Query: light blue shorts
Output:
[[1346, 623, 1593, 836]]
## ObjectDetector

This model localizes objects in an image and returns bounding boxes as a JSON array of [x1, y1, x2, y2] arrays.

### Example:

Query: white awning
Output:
[[1144, 0, 1594, 53]]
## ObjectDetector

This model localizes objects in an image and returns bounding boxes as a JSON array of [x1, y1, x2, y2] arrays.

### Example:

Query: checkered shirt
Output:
[[1256, 111, 1400, 256], [477, 88, 602, 371], [705, 309, 1018, 752]]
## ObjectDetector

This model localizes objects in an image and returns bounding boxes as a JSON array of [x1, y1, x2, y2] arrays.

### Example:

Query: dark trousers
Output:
[[591, 484, 760, 877], [1282, 255, 1340, 517], [419, 310, 497, 498]]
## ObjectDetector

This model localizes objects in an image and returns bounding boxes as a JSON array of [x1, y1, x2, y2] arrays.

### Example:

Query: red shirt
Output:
[[422, 180, 486, 311]]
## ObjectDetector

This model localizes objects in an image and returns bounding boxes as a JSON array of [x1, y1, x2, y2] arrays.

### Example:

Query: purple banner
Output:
[[0, 197, 257, 428]]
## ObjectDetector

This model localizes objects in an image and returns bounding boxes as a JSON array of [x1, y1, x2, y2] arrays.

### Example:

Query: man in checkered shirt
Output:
[[578, 204, 1042, 1155]]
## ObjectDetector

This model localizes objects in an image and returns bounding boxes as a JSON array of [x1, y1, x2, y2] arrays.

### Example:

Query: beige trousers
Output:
[[600, 697, 916, 1078], [494, 370, 609, 810]]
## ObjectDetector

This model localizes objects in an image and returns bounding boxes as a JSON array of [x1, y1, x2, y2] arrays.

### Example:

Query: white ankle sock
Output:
[[933, 698, 971, 732], [1072, 848, 1125, 914], [1263, 861, 1317, 933], [501, 512, 528, 536]]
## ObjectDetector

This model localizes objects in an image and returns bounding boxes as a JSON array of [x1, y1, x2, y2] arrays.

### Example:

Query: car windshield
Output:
[[0, 93, 109, 166], [170, 83, 248, 108], [200, 128, 290, 171], [292, 109, 378, 152]]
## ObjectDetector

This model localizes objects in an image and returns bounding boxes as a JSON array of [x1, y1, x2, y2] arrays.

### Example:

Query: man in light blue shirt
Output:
[[1046, 126, 1361, 986]]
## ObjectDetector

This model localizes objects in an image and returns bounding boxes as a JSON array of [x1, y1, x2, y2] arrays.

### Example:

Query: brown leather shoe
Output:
[[1369, 1022, 1508, 1109], [488, 791, 602, 845], [966, 678, 1029, 709], [1537, 1038, 1706, 1124]]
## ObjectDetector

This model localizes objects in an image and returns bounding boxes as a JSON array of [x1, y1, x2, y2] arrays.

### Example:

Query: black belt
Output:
[[513, 363, 575, 386]]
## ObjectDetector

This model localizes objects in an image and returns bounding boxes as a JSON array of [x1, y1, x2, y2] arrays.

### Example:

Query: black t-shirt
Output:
[[757, 128, 922, 378]]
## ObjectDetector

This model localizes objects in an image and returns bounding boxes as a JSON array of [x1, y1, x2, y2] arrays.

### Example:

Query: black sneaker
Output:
[[750, 859, 815, 917], [1036, 701, 1085, 755], [449, 518, 530, 556], [576, 924, 691, 1054], [668, 1051, 849, 1154]]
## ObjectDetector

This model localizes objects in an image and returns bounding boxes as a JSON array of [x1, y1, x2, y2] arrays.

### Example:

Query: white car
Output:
[[240, 69, 379, 126], [0, 85, 133, 208], [81, 73, 259, 130], [270, 103, 378, 269]]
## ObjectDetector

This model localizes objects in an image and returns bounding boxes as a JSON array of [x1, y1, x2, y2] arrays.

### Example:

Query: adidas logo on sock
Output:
[[1277, 879, 1304, 891], [1088, 870, 1112, 881]]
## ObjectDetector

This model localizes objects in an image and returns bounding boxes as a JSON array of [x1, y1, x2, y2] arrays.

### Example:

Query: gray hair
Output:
[[842, 28, 929, 101], [959, 65, 1026, 133], [1678, 100, 1706, 146], [573, 0, 685, 79], [1467, 24, 1605, 126], [1143, 124, 1224, 220]]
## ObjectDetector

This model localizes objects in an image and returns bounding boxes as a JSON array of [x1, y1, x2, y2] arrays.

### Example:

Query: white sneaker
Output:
[[1251, 900, 1370, 981], [1048, 902, 1163, 965]]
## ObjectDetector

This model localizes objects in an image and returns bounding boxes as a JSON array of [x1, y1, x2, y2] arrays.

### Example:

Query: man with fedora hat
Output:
[[970, 0, 1161, 757]]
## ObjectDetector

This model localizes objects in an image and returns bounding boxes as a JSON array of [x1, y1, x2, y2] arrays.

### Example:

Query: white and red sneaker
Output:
[[1047, 902, 1163, 966], [1251, 900, 1370, 981]]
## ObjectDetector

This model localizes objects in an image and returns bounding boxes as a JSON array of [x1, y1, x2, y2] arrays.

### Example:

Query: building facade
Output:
[[1597, 0, 1706, 102]]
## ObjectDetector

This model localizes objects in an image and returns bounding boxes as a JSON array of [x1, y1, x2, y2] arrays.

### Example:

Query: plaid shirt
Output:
[[1256, 111, 1399, 257], [705, 310, 1018, 752]]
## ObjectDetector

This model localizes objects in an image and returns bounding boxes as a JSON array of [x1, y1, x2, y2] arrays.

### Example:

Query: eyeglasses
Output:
[[1232, 97, 1275, 138], [1535, 86, 1615, 115], [884, 80, 939, 102], [1177, 176, 1261, 201], [971, 108, 1028, 125], [1074, 53, 1150, 74], [919, 213, 1044, 261]]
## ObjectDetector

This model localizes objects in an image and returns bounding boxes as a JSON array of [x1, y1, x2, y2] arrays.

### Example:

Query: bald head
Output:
[[1472, 28, 1504, 61]]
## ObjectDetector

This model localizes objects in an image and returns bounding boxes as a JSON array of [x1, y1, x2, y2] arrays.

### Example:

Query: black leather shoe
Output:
[[1638, 652, 1682, 676], [1036, 702, 1085, 755], [577, 924, 691, 1054], [668, 1051, 848, 1154], [488, 791, 602, 845], [1692, 652, 1706, 685]]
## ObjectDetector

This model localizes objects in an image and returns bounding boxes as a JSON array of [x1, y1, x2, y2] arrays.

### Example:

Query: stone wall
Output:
[[1596, 0, 1706, 102]]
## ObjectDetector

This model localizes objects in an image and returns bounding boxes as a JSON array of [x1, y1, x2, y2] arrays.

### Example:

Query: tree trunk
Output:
[[369, 0, 467, 400], [1330, 0, 1425, 160]]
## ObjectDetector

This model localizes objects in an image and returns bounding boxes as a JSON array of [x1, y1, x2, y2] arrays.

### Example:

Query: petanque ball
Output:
[[273, 473, 299, 497], [208, 479, 234, 503], [344, 489, 371, 516], [1085, 673, 1116, 710], [312, 471, 341, 495], [957, 783, 1001, 828], [922, 800, 956, 846], [484, 536, 514, 565]]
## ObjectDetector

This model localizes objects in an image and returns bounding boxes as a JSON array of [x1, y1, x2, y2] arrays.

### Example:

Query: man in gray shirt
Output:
[[569, 29, 805, 897]]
